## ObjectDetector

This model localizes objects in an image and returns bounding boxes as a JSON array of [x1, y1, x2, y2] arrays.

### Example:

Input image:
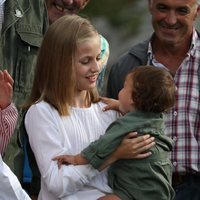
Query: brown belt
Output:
[[172, 172, 200, 187]]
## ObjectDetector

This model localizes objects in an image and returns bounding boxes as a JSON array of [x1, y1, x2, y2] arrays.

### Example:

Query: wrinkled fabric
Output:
[[0, 155, 30, 200]]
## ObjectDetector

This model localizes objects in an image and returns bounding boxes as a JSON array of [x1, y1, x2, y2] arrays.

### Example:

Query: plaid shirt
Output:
[[148, 29, 200, 174]]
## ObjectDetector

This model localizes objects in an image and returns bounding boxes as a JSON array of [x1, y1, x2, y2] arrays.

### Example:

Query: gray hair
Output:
[[149, 0, 200, 5]]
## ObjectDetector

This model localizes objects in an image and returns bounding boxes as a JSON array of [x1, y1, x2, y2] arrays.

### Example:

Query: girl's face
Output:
[[118, 74, 135, 114], [75, 35, 101, 91]]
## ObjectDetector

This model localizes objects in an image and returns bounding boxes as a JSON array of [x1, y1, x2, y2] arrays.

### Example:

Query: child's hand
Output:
[[100, 97, 120, 112], [0, 70, 14, 109], [52, 154, 88, 169]]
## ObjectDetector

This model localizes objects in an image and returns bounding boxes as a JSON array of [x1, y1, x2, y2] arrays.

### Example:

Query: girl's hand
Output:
[[113, 132, 155, 160], [100, 97, 120, 112], [98, 132, 155, 171]]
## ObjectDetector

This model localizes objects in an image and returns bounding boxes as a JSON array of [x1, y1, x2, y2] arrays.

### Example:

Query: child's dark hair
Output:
[[129, 65, 176, 113]]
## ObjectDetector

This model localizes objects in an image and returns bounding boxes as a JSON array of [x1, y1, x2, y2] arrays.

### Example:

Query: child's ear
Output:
[[129, 99, 136, 112], [130, 97, 135, 106]]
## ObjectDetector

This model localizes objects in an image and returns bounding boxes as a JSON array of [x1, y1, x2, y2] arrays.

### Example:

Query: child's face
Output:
[[118, 74, 135, 114], [75, 35, 101, 92]]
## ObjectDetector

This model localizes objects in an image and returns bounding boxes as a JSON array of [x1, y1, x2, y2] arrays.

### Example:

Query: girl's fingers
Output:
[[124, 132, 138, 139], [134, 152, 152, 159], [102, 105, 110, 112], [133, 138, 155, 151]]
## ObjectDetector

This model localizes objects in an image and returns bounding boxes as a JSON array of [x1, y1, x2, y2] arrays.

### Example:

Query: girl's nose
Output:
[[91, 61, 100, 72]]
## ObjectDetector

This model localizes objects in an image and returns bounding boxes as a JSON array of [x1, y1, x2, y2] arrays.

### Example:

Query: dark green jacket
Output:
[[82, 111, 175, 200], [0, 0, 48, 186], [0, 0, 48, 107]]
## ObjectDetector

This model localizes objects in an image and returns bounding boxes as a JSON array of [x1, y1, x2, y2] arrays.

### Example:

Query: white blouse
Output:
[[25, 101, 119, 200]]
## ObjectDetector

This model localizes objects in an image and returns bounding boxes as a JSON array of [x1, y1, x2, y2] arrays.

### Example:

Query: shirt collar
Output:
[[0, 0, 6, 5], [189, 28, 198, 57]]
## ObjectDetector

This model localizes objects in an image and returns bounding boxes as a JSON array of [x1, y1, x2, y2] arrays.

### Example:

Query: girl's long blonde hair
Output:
[[25, 15, 100, 115]]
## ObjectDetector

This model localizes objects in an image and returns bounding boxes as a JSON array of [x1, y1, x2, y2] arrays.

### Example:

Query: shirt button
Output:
[[173, 111, 177, 116], [173, 162, 177, 166], [173, 137, 177, 142]]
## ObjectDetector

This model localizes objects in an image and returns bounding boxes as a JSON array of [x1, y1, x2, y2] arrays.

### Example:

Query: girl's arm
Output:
[[100, 97, 120, 112], [53, 132, 155, 172], [25, 103, 100, 198]]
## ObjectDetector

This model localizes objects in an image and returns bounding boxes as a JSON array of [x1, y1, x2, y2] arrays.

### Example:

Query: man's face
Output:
[[149, 0, 200, 46], [45, 0, 90, 24]]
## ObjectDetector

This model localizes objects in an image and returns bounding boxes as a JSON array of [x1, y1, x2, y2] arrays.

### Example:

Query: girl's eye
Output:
[[80, 59, 89, 64], [96, 56, 101, 61]]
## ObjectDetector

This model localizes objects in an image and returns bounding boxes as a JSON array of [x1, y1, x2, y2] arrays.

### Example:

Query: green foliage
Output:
[[83, 0, 134, 18], [81, 0, 146, 36]]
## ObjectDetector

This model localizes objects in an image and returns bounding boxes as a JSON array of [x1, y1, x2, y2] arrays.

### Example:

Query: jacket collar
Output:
[[128, 36, 151, 65]]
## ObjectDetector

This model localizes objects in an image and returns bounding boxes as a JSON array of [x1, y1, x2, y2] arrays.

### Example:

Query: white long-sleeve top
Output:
[[25, 101, 119, 200], [0, 155, 30, 200]]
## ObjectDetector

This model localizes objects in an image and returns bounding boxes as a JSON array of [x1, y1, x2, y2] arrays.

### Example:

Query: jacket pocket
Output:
[[16, 24, 43, 47], [14, 25, 43, 99]]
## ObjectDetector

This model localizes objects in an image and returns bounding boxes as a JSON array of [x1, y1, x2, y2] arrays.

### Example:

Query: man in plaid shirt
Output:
[[107, 0, 200, 199]]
